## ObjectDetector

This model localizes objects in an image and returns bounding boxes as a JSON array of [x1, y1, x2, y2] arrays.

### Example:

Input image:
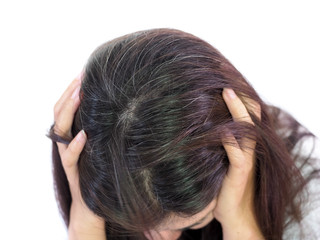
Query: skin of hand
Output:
[[53, 74, 106, 240], [213, 88, 264, 240]]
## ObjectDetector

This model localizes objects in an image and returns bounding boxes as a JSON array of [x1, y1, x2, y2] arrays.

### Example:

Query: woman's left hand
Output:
[[213, 88, 264, 240], [53, 74, 106, 240]]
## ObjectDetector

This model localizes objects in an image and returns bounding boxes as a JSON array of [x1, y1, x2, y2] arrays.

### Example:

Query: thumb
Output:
[[62, 130, 87, 189]]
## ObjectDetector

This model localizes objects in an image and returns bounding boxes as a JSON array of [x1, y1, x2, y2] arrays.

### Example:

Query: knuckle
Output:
[[63, 158, 74, 169], [62, 151, 76, 169], [232, 157, 251, 173], [232, 161, 245, 170]]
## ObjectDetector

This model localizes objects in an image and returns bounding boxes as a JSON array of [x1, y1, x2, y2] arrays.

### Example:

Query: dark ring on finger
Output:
[[47, 124, 72, 145]]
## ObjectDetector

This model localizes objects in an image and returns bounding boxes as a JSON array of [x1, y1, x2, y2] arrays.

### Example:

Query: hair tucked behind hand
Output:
[[49, 28, 319, 240]]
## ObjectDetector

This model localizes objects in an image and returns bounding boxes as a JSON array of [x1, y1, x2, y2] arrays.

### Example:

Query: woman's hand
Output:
[[213, 88, 264, 240], [53, 74, 106, 240]]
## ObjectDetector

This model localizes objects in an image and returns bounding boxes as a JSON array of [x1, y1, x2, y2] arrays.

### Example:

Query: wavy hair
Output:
[[49, 28, 319, 239]]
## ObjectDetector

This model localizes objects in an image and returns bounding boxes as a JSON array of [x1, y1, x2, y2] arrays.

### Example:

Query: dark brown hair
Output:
[[49, 28, 319, 239]]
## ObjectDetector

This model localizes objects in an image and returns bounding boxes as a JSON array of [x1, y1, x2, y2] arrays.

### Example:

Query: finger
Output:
[[222, 131, 249, 180], [222, 88, 257, 153], [61, 130, 87, 189], [223, 88, 254, 125], [221, 131, 252, 205], [242, 95, 261, 121], [54, 73, 82, 120], [55, 85, 81, 139], [55, 84, 81, 156]]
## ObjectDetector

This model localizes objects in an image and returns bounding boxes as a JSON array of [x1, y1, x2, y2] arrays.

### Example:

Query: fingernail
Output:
[[71, 86, 80, 99], [76, 130, 86, 142], [225, 88, 236, 99]]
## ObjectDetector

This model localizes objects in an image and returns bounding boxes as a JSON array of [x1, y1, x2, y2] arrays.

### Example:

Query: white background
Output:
[[0, 0, 319, 239]]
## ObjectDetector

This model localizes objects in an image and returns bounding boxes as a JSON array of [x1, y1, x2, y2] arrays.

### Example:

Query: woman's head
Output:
[[72, 28, 259, 232], [52, 28, 312, 239]]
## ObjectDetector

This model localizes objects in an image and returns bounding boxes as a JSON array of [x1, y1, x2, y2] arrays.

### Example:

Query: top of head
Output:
[[71, 28, 260, 233]]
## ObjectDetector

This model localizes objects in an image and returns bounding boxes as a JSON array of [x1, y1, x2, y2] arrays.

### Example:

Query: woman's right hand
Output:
[[53, 74, 106, 240]]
